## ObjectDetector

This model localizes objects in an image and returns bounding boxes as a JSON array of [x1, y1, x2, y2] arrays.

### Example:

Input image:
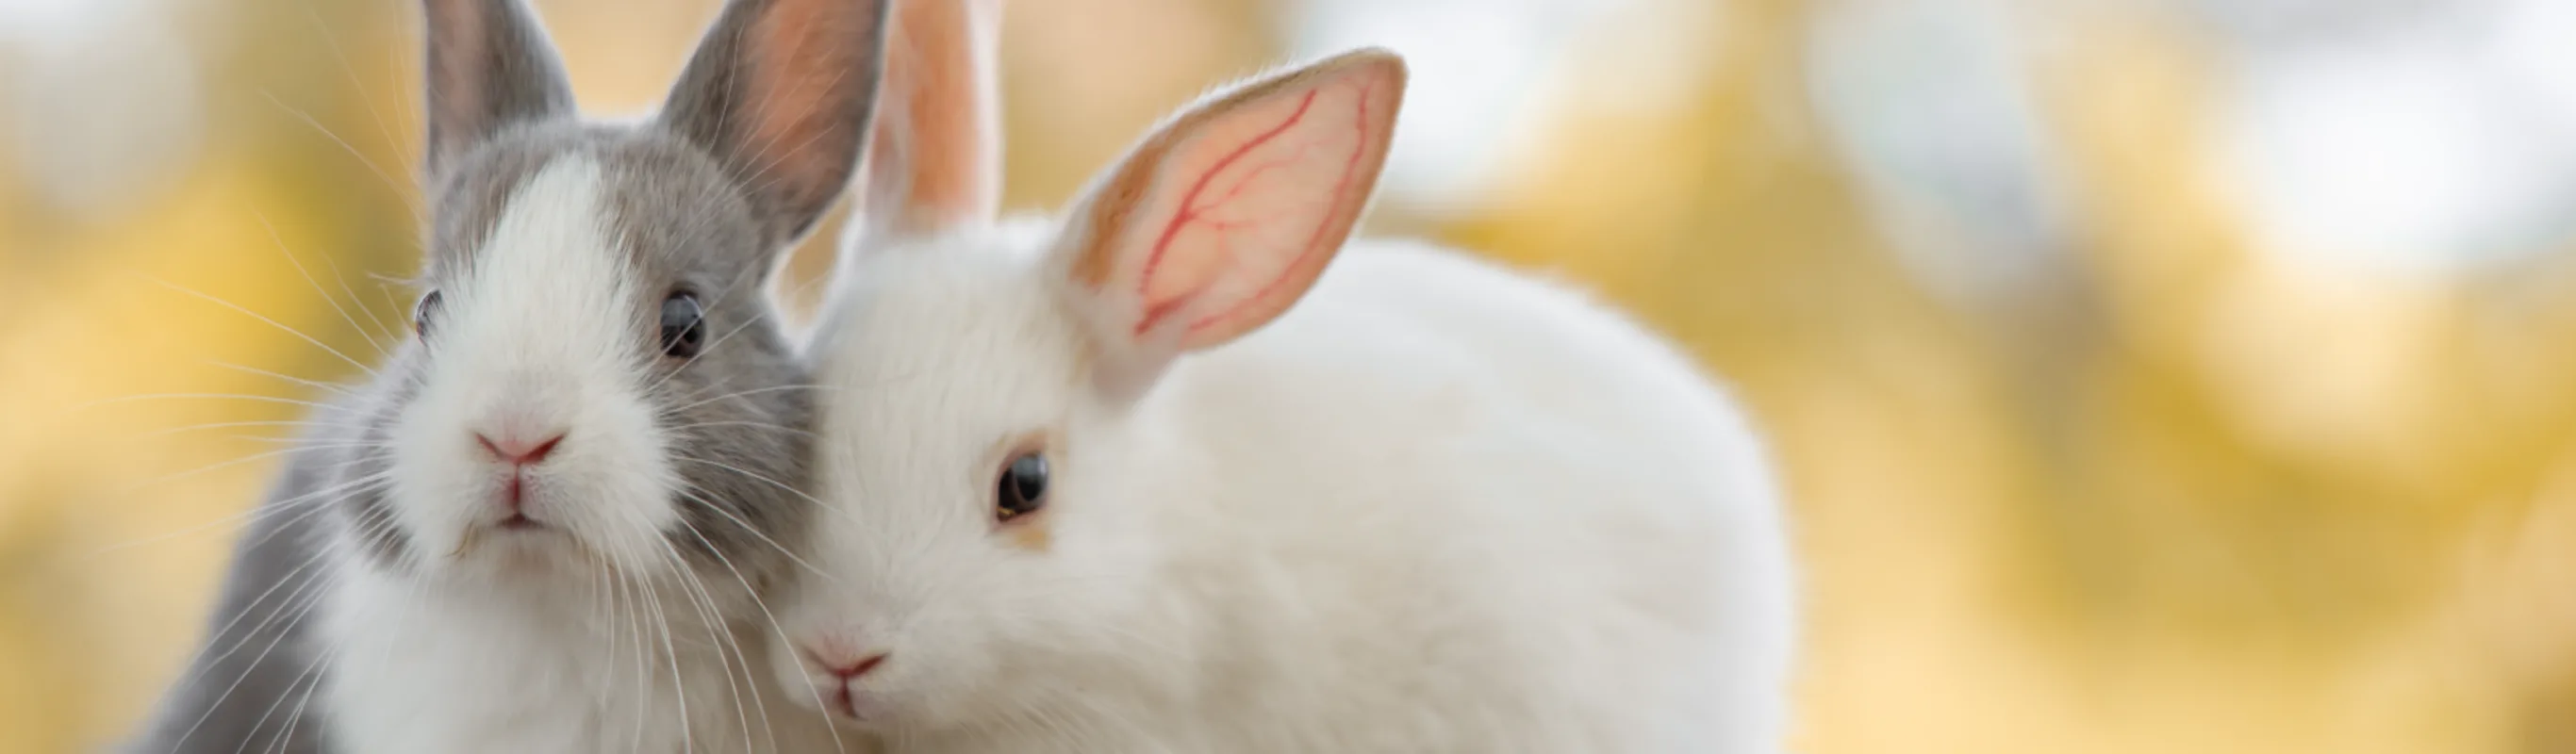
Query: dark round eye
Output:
[[659, 292, 705, 358], [997, 451, 1049, 522], [413, 290, 442, 338]]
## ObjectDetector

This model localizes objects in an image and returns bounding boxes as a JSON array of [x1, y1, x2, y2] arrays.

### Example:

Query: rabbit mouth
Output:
[[830, 685, 894, 723], [447, 511, 589, 565]]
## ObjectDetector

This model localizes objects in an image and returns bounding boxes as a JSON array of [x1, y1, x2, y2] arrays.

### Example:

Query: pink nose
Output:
[[476, 432, 565, 466]]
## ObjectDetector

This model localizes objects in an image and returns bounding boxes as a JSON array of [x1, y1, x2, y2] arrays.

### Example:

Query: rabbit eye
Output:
[[659, 292, 705, 358], [413, 290, 442, 338], [996, 451, 1049, 522]]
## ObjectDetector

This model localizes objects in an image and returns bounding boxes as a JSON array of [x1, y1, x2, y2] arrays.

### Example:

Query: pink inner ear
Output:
[[865, 0, 1001, 234], [743, 5, 839, 165], [1125, 74, 1385, 342]]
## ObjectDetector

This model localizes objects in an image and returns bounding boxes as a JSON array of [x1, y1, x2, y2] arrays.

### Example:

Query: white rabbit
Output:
[[775, 25, 1800, 754]]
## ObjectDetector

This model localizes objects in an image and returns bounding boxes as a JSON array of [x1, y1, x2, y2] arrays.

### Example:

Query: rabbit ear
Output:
[[1053, 49, 1404, 363], [420, 0, 575, 180], [855, 0, 1005, 243], [661, 0, 894, 242]]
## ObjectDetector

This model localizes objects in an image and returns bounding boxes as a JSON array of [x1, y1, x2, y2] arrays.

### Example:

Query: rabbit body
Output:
[[1139, 239, 1794, 750]]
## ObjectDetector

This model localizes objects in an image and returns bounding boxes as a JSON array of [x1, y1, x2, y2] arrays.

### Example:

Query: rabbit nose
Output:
[[810, 647, 889, 680], [476, 431, 566, 467], [833, 653, 889, 680]]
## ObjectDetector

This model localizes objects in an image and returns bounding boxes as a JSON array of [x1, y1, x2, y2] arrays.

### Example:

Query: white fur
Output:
[[320, 564, 844, 754], [320, 156, 848, 754], [779, 226, 1799, 753]]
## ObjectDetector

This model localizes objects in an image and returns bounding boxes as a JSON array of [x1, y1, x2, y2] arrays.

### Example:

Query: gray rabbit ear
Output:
[[420, 0, 575, 181], [660, 0, 893, 242]]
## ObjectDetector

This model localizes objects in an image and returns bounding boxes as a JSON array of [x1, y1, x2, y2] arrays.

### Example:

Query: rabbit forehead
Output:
[[426, 124, 768, 303], [811, 236, 1083, 522], [448, 154, 639, 360]]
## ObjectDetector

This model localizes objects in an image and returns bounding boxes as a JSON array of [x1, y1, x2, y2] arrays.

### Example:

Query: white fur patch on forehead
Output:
[[453, 155, 644, 375]]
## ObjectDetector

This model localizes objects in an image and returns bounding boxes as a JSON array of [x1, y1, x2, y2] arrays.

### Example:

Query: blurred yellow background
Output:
[[7, 0, 2576, 751]]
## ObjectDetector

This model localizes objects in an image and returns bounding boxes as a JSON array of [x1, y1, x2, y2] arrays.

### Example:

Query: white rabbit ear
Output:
[[855, 0, 1005, 242], [1054, 48, 1405, 361]]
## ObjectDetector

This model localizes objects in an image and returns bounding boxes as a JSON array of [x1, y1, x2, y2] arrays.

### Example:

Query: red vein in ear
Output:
[[1183, 81, 1374, 336], [1132, 90, 1323, 337]]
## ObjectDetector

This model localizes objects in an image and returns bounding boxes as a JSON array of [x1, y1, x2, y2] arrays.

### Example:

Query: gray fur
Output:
[[663, 0, 891, 241], [124, 0, 889, 750], [421, 0, 572, 181]]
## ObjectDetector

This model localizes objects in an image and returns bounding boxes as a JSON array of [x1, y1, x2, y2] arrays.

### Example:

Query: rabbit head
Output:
[[776, 38, 1406, 730], [331, 0, 888, 594]]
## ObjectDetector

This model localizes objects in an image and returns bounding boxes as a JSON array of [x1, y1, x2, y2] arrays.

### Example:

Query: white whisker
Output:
[[252, 211, 393, 359]]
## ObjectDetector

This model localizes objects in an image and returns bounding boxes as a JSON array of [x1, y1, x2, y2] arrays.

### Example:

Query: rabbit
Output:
[[124, 0, 898, 751], [769, 26, 1802, 754]]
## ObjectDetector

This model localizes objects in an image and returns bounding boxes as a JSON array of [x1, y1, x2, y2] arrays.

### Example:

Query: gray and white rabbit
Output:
[[126, 0, 895, 751], [769, 8, 1802, 751]]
